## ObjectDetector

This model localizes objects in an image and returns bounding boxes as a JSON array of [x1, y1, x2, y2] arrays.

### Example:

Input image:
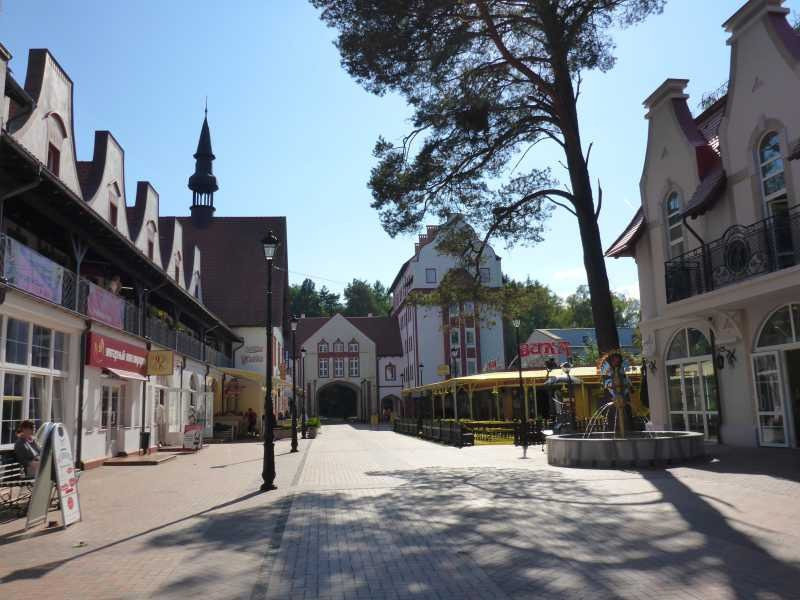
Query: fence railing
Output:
[[394, 418, 474, 448], [665, 205, 800, 302], [0, 233, 233, 367]]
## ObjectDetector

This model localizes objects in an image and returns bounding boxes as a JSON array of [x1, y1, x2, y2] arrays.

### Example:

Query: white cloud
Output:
[[550, 266, 587, 282], [614, 283, 640, 300]]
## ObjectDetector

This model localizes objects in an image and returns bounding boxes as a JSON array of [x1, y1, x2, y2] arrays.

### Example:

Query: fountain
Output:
[[546, 351, 705, 468]]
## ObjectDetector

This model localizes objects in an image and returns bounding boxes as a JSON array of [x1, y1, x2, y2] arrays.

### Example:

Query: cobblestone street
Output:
[[2, 425, 800, 600]]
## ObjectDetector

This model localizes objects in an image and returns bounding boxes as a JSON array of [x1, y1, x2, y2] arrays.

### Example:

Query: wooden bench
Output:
[[0, 462, 35, 516]]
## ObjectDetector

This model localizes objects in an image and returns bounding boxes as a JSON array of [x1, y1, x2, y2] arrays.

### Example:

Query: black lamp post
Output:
[[417, 363, 424, 385], [513, 318, 529, 455], [360, 377, 367, 423], [290, 316, 299, 453], [260, 230, 279, 492], [300, 347, 307, 439]]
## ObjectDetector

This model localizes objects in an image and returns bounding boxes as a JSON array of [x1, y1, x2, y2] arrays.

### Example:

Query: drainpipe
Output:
[[708, 318, 724, 445], [140, 341, 151, 453], [75, 319, 91, 469], [682, 216, 711, 293], [375, 353, 380, 420]]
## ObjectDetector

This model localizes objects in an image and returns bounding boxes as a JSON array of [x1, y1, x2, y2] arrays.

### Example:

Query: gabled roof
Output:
[[174, 216, 289, 329], [296, 314, 402, 356], [605, 207, 645, 258], [126, 181, 151, 242]]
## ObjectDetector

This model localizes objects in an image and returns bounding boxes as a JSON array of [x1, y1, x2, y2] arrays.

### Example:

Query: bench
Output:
[[0, 462, 35, 516]]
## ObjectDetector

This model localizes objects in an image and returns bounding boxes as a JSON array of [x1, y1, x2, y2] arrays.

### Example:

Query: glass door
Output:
[[751, 352, 788, 447]]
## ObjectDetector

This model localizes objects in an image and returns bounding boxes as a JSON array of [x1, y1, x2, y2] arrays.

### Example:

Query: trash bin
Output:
[[139, 431, 151, 454]]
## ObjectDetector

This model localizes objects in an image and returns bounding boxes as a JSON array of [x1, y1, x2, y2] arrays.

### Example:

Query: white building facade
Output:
[[607, 0, 800, 448], [389, 217, 506, 391]]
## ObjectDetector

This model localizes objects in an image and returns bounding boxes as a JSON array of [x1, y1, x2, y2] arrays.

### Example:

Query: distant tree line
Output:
[[289, 278, 392, 318]]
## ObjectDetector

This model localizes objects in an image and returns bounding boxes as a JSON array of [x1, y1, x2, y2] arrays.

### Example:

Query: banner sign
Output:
[[5, 237, 64, 304], [519, 341, 571, 358], [86, 332, 147, 375], [86, 282, 125, 329], [241, 345, 264, 365], [147, 350, 175, 376]]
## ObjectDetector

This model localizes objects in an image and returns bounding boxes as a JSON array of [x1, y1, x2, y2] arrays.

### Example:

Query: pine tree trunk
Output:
[[553, 62, 620, 354]]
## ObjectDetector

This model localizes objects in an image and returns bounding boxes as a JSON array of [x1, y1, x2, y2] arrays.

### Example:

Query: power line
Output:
[[273, 266, 350, 287]]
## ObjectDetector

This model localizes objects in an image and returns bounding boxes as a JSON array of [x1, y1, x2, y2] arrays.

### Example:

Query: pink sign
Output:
[[5, 237, 63, 304], [519, 341, 571, 357], [86, 283, 125, 329]]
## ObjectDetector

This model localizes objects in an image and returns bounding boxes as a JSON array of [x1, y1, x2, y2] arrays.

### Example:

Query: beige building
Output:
[[607, 0, 800, 448]]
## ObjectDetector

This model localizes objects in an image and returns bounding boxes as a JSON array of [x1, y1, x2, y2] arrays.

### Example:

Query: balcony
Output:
[[0, 233, 233, 367], [665, 205, 800, 303]]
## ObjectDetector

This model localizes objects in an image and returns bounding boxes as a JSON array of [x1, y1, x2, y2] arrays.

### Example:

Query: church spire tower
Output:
[[188, 103, 218, 228]]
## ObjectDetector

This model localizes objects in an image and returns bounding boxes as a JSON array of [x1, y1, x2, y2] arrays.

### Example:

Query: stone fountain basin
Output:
[[546, 431, 705, 468]]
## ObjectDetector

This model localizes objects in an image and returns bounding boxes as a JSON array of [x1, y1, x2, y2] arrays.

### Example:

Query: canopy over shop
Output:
[[401, 366, 646, 423], [217, 368, 298, 435]]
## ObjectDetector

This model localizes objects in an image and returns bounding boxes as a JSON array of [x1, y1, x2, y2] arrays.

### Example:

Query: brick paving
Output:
[[1, 426, 799, 599]]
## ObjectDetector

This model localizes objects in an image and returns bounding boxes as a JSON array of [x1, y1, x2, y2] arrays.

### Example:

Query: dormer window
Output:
[[333, 339, 344, 353], [665, 191, 684, 258], [47, 144, 60, 176]]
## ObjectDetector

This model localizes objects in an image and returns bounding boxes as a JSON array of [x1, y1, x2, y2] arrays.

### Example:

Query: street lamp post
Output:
[[562, 361, 575, 432], [290, 316, 299, 453], [260, 230, 279, 492], [512, 318, 528, 456], [300, 347, 307, 439]]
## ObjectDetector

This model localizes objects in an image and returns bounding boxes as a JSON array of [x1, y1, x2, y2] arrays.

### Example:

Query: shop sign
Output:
[[485, 359, 498, 371], [86, 332, 147, 375], [183, 424, 202, 450], [26, 422, 81, 529], [86, 282, 125, 329], [147, 350, 175, 376], [519, 341, 571, 358], [5, 237, 64, 304], [437, 364, 450, 376], [241, 345, 264, 365]]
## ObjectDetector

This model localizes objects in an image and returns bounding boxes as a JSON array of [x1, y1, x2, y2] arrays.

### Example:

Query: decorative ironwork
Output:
[[665, 205, 800, 302]]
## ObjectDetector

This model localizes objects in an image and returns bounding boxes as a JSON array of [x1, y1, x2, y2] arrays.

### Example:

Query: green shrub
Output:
[[306, 417, 321, 428]]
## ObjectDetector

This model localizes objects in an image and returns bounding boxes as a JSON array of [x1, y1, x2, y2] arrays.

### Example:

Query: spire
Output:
[[189, 106, 218, 228]]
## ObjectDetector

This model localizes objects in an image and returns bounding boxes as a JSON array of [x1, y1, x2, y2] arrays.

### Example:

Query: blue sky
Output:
[[2, 0, 798, 300]]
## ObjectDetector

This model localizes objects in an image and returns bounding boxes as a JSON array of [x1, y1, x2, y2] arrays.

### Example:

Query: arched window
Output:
[[751, 303, 800, 447], [759, 132, 786, 204], [385, 364, 396, 381], [318, 340, 329, 353], [664, 191, 684, 258], [333, 339, 344, 353], [665, 328, 718, 440]]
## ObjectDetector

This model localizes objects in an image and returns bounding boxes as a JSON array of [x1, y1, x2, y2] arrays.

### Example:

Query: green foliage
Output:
[[343, 279, 391, 316], [289, 278, 343, 317], [306, 417, 321, 428]]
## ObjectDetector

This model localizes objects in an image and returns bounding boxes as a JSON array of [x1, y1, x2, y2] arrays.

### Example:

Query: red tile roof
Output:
[[171, 217, 289, 329], [296, 315, 402, 356], [695, 96, 726, 156], [604, 208, 645, 258]]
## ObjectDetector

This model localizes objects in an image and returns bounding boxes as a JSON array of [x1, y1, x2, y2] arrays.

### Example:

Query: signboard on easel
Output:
[[26, 422, 82, 529], [183, 424, 202, 450]]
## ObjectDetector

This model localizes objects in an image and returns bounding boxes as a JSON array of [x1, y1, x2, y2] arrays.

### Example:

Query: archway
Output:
[[317, 382, 358, 419], [381, 394, 400, 420]]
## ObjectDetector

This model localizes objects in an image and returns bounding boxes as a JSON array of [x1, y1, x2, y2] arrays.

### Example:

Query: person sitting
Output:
[[14, 420, 41, 478], [247, 408, 257, 436]]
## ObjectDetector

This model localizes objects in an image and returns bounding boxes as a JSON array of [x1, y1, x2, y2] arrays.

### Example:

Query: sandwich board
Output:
[[25, 422, 82, 529]]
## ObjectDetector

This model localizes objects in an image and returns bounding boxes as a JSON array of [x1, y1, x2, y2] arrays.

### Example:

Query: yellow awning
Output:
[[403, 366, 641, 396]]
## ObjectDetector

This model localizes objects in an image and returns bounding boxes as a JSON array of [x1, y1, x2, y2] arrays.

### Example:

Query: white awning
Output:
[[104, 367, 148, 381]]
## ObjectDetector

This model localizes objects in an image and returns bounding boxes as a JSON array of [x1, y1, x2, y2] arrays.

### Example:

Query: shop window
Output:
[[665, 328, 718, 440], [29, 375, 45, 431], [349, 357, 360, 378], [53, 331, 69, 371], [101, 385, 119, 429], [32, 325, 51, 368], [1, 373, 24, 445], [51, 378, 65, 423], [5, 318, 29, 365], [319, 358, 329, 378]]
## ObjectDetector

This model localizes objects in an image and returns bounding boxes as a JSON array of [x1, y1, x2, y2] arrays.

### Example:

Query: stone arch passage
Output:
[[318, 382, 358, 419]]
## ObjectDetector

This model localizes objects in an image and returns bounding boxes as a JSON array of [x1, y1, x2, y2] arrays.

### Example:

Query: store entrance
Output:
[[785, 349, 800, 447], [317, 383, 358, 419]]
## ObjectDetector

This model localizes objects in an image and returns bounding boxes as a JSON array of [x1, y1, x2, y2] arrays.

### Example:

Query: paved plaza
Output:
[[1, 425, 799, 600]]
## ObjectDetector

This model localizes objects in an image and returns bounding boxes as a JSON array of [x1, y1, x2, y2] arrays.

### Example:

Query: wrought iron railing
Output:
[[665, 205, 800, 302], [0, 234, 233, 367]]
